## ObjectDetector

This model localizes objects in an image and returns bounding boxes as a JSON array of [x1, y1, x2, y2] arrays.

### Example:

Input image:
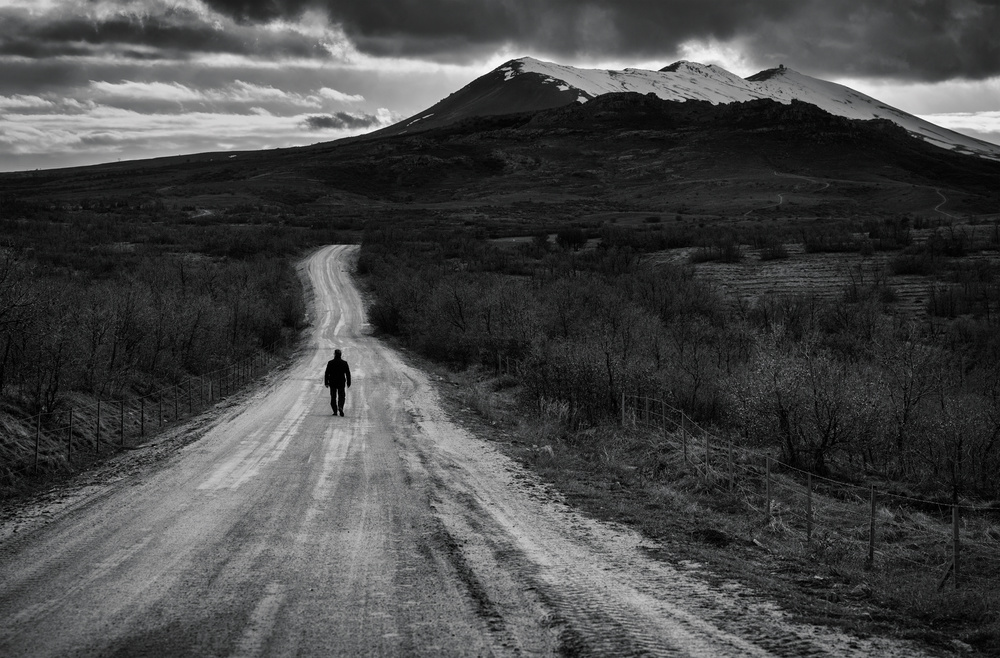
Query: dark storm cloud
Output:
[[0, 6, 329, 61], [304, 112, 381, 130], [743, 1, 1000, 81], [200, 0, 1000, 81]]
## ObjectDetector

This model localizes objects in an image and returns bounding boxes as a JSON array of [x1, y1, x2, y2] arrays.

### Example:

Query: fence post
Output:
[[953, 505, 961, 589], [96, 400, 102, 454], [728, 440, 734, 492], [704, 433, 711, 485], [764, 456, 771, 523], [806, 473, 813, 543], [866, 485, 876, 569], [682, 415, 688, 464], [661, 398, 668, 445], [34, 413, 41, 473]]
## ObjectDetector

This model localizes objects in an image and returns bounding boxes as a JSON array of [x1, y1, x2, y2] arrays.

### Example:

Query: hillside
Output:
[[3, 94, 999, 225], [372, 57, 1000, 161]]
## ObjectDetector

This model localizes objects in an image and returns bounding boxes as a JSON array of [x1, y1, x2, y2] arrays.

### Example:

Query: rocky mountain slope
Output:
[[6, 91, 998, 225], [374, 57, 1000, 161]]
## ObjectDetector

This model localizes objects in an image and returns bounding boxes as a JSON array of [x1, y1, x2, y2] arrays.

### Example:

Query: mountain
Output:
[[375, 57, 1000, 161], [5, 58, 1000, 224]]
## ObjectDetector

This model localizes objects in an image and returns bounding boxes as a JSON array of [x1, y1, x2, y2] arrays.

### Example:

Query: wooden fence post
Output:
[[867, 485, 876, 569], [705, 433, 711, 484], [806, 473, 813, 543], [682, 415, 688, 464], [34, 413, 41, 473], [728, 440, 734, 492], [953, 505, 961, 589], [661, 397, 666, 437], [764, 456, 771, 523]]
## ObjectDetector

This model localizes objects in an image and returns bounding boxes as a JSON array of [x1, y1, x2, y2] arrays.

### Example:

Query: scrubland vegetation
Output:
[[360, 217, 1000, 501], [0, 198, 355, 494], [360, 217, 1000, 651], [4, 90, 1000, 649]]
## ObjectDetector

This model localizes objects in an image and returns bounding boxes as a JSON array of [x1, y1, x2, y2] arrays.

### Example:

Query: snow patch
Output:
[[502, 56, 1000, 159]]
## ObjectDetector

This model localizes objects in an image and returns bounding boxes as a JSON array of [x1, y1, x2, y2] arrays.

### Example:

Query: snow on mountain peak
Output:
[[488, 57, 999, 159], [384, 57, 999, 160]]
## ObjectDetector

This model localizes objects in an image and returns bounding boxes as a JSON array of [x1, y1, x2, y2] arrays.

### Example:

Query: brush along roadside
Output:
[[428, 360, 1000, 657]]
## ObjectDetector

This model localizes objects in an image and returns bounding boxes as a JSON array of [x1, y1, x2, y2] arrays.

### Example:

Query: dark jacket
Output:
[[325, 356, 351, 388]]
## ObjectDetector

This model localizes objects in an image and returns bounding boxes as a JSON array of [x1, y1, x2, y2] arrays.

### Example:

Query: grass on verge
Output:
[[436, 362, 1000, 657]]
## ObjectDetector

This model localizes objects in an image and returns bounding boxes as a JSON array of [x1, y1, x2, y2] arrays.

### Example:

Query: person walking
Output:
[[324, 349, 351, 416]]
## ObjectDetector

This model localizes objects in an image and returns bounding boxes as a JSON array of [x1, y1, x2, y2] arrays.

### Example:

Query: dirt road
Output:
[[0, 246, 930, 657]]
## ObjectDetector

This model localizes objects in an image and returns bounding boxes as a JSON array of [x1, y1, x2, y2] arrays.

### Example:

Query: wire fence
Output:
[[10, 346, 285, 484], [621, 391, 1000, 589], [494, 352, 999, 588]]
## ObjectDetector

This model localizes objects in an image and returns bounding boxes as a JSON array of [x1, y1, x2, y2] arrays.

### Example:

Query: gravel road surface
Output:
[[0, 245, 931, 657]]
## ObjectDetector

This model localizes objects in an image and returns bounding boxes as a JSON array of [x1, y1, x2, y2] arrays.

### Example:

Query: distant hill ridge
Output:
[[373, 57, 1000, 161]]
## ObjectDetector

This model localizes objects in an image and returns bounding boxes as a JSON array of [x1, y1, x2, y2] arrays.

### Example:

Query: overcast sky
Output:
[[2, 0, 999, 171]]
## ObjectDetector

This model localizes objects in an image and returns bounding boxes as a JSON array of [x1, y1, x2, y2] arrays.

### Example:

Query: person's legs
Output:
[[336, 386, 346, 415], [330, 387, 338, 414]]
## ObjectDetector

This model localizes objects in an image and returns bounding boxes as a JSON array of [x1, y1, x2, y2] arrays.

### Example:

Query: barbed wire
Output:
[[7, 343, 288, 475], [624, 391, 1000, 512]]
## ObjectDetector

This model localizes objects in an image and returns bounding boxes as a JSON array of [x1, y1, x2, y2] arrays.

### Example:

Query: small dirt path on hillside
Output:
[[0, 246, 933, 657]]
